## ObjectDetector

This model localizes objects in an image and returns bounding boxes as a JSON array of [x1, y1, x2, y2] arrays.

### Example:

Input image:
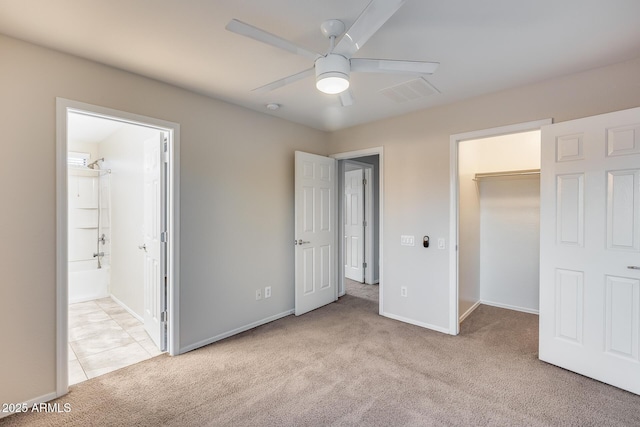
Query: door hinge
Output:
[[363, 262, 367, 268], [363, 178, 367, 185], [161, 231, 168, 242], [363, 220, 367, 227], [160, 311, 168, 323]]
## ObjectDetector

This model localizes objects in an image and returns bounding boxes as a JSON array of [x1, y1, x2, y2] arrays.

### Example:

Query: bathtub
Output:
[[68, 260, 110, 304]]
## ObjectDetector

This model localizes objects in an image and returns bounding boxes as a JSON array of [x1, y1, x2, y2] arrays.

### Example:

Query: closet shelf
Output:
[[473, 169, 540, 181]]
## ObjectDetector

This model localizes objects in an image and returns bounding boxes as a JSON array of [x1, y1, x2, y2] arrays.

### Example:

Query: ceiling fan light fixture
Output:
[[316, 73, 350, 94], [315, 54, 350, 94]]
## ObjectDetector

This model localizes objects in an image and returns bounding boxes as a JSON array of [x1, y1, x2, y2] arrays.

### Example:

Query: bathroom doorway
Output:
[[56, 99, 180, 393]]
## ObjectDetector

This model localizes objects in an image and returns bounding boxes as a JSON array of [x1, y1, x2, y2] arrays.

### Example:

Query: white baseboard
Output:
[[0, 391, 58, 419], [481, 299, 539, 315], [68, 292, 109, 305], [459, 300, 481, 323], [179, 309, 294, 354], [381, 311, 450, 335], [109, 294, 143, 322]]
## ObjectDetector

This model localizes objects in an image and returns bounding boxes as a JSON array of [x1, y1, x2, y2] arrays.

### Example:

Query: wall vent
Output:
[[379, 78, 440, 103], [68, 151, 90, 168]]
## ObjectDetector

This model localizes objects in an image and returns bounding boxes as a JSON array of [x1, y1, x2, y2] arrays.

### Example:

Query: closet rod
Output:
[[473, 169, 540, 181]]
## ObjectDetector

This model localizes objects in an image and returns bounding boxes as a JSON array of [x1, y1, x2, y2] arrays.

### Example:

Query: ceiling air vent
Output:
[[379, 78, 440, 103]]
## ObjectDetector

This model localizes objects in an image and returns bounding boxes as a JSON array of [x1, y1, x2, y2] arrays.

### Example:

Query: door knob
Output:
[[628, 266, 640, 270], [138, 244, 147, 251], [295, 239, 310, 245]]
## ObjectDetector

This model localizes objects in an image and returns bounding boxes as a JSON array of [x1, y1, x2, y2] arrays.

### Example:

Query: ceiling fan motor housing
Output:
[[315, 54, 350, 94]]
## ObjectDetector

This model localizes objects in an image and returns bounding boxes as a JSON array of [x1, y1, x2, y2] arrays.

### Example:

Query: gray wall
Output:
[[0, 34, 327, 405], [2, 30, 640, 408], [328, 56, 640, 331]]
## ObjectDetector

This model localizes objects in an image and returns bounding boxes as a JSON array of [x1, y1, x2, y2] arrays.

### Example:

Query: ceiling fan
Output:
[[225, 0, 439, 106]]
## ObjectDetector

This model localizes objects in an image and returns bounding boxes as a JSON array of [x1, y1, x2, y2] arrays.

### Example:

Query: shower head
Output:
[[87, 158, 104, 169]]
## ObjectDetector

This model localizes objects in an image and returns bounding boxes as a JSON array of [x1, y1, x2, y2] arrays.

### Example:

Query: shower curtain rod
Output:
[[473, 169, 540, 181]]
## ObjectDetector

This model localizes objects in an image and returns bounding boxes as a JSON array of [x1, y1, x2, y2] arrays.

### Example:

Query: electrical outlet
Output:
[[264, 286, 271, 299], [255, 289, 262, 300], [401, 286, 408, 297], [438, 238, 446, 249], [401, 235, 415, 246]]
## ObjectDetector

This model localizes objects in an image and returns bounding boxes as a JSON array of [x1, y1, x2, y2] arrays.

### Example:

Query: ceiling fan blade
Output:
[[252, 68, 315, 93], [351, 58, 439, 75], [333, 0, 406, 57], [226, 19, 321, 61], [339, 90, 354, 107]]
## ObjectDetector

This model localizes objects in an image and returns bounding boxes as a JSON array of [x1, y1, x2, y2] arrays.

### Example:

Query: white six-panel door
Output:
[[344, 168, 364, 282], [540, 107, 640, 394], [143, 134, 166, 350], [295, 151, 337, 316]]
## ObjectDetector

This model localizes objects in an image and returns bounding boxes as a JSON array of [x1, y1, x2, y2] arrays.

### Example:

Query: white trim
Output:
[[331, 147, 384, 315], [0, 392, 58, 419], [55, 102, 69, 397], [110, 294, 144, 322], [343, 160, 375, 286], [458, 300, 481, 323], [363, 167, 374, 285], [381, 312, 451, 335], [449, 119, 551, 336], [179, 310, 295, 353], [481, 300, 539, 315], [56, 98, 181, 400]]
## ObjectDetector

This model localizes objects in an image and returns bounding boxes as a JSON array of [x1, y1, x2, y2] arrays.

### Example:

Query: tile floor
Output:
[[68, 297, 162, 385], [344, 277, 379, 303]]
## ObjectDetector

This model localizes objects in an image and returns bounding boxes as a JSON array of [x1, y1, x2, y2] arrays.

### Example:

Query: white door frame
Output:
[[331, 147, 384, 314], [55, 98, 181, 397], [448, 119, 550, 335], [343, 160, 375, 284]]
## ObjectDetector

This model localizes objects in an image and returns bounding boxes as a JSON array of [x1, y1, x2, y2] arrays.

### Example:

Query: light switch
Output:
[[438, 238, 445, 249]]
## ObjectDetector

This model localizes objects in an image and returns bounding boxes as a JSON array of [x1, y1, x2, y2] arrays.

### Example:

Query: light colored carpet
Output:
[[3, 296, 639, 426], [344, 277, 379, 302]]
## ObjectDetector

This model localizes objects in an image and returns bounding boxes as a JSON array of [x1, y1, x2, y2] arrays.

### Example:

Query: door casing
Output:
[[449, 119, 551, 335], [55, 98, 180, 398], [343, 161, 375, 285], [331, 147, 384, 314]]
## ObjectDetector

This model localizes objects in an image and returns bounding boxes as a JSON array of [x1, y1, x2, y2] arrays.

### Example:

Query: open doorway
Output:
[[458, 131, 541, 321], [449, 119, 551, 334], [66, 112, 166, 384], [56, 99, 180, 395], [333, 149, 383, 308]]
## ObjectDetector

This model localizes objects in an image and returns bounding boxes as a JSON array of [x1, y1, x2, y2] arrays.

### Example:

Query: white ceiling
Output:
[[68, 112, 125, 145], [1, 0, 639, 131]]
